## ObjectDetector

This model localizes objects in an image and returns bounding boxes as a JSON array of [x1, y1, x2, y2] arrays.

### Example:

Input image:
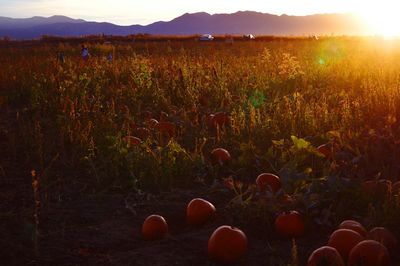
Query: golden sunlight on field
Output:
[[357, 0, 400, 37]]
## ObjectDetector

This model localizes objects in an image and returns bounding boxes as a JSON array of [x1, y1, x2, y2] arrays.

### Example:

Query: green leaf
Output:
[[291, 135, 310, 150]]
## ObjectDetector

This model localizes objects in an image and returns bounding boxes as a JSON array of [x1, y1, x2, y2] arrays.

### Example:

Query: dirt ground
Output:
[[1, 176, 331, 266]]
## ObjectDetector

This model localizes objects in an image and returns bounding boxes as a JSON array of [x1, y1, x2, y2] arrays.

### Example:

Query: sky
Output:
[[0, 0, 364, 25]]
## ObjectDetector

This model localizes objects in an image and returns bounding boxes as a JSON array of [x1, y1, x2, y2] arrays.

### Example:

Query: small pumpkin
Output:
[[339, 220, 367, 237], [256, 173, 282, 194], [208, 225, 247, 263], [210, 112, 229, 128], [157, 121, 176, 137], [275, 211, 305, 238], [147, 118, 159, 129], [186, 198, 216, 226], [211, 148, 231, 165], [142, 215, 168, 241], [317, 143, 332, 158], [135, 127, 151, 140], [348, 240, 390, 266], [307, 246, 345, 266], [328, 229, 364, 260], [123, 136, 142, 146], [368, 227, 398, 253]]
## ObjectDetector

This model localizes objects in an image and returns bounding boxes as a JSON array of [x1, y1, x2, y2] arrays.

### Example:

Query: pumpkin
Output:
[[368, 227, 398, 253], [307, 246, 345, 266], [208, 225, 247, 263], [339, 220, 367, 237], [317, 143, 332, 158], [135, 127, 151, 140], [211, 148, 231, 165], [348, 240, 390, 266], [160, 111, 169, 121], [207, 114, 215, 127], [147, 118, 159, 129], [210, 112, 229, 128], [328, 229, 364, 260], [186, 198, 216, 226], [231, 95, 241, 102], [275, 211, 305, 238], [157, 121, 176, 137], [123, 136, 142, 146], [256, 173, 282, 194], [142, 215, 168, 240]]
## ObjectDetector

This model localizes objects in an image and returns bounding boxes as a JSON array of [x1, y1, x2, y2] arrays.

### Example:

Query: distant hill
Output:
[[0, 11, 367, 39]]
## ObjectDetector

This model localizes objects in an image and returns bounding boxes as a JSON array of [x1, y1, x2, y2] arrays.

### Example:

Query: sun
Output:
[[357, 1, 400, 37]]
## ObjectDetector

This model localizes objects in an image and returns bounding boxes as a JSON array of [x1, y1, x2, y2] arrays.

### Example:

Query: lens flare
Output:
[[357, 1, 400, 37]]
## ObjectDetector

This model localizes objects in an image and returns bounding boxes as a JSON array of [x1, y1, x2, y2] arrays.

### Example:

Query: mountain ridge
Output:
[[0, 11, 368, 39]]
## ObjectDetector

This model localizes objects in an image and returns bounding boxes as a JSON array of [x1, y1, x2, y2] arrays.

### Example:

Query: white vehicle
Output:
[[199, 34, 214, 41], [243, 34, 255, 40]]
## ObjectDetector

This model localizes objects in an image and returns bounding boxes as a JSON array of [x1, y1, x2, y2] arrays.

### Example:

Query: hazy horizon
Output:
[[0, 0, 365, 25], [0, 11, 360, 26]]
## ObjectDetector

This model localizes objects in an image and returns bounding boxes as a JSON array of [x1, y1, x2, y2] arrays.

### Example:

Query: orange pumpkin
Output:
[[348, 240, 390, 266], [307, 246, 345, 266], [206, 114, 214, 127], [208, 225, 247, 263], [142, 215, 168, 240], [368, 227, 398, 253], [157, 121, 176, 137], [275, 211, 305, 238], [160, 111, 169, 121], [328, 229, 364, 260], [317, 143, 332, 158], [210, 112, 229, 128], [147, 118, 159, 129], [123, 136, 142, 146], [211, 148, 231, 165], [231, 95, 241, 102], [135, 127, 151, 140], [186, 198, 216, 226], [339, 220, 367, 237], [256, 173, 282, 194]]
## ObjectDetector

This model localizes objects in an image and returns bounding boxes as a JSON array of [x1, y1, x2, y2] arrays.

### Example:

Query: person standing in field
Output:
[[107, 52, 113, 62], [81, 45, 90, 61], [57, 52, 65, 63]]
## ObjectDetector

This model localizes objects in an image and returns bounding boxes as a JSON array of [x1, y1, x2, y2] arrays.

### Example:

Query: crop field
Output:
[[1, 37, 400, 265]]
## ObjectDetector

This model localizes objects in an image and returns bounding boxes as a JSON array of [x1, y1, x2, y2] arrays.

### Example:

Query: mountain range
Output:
[[0, 11, 368, 39]]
